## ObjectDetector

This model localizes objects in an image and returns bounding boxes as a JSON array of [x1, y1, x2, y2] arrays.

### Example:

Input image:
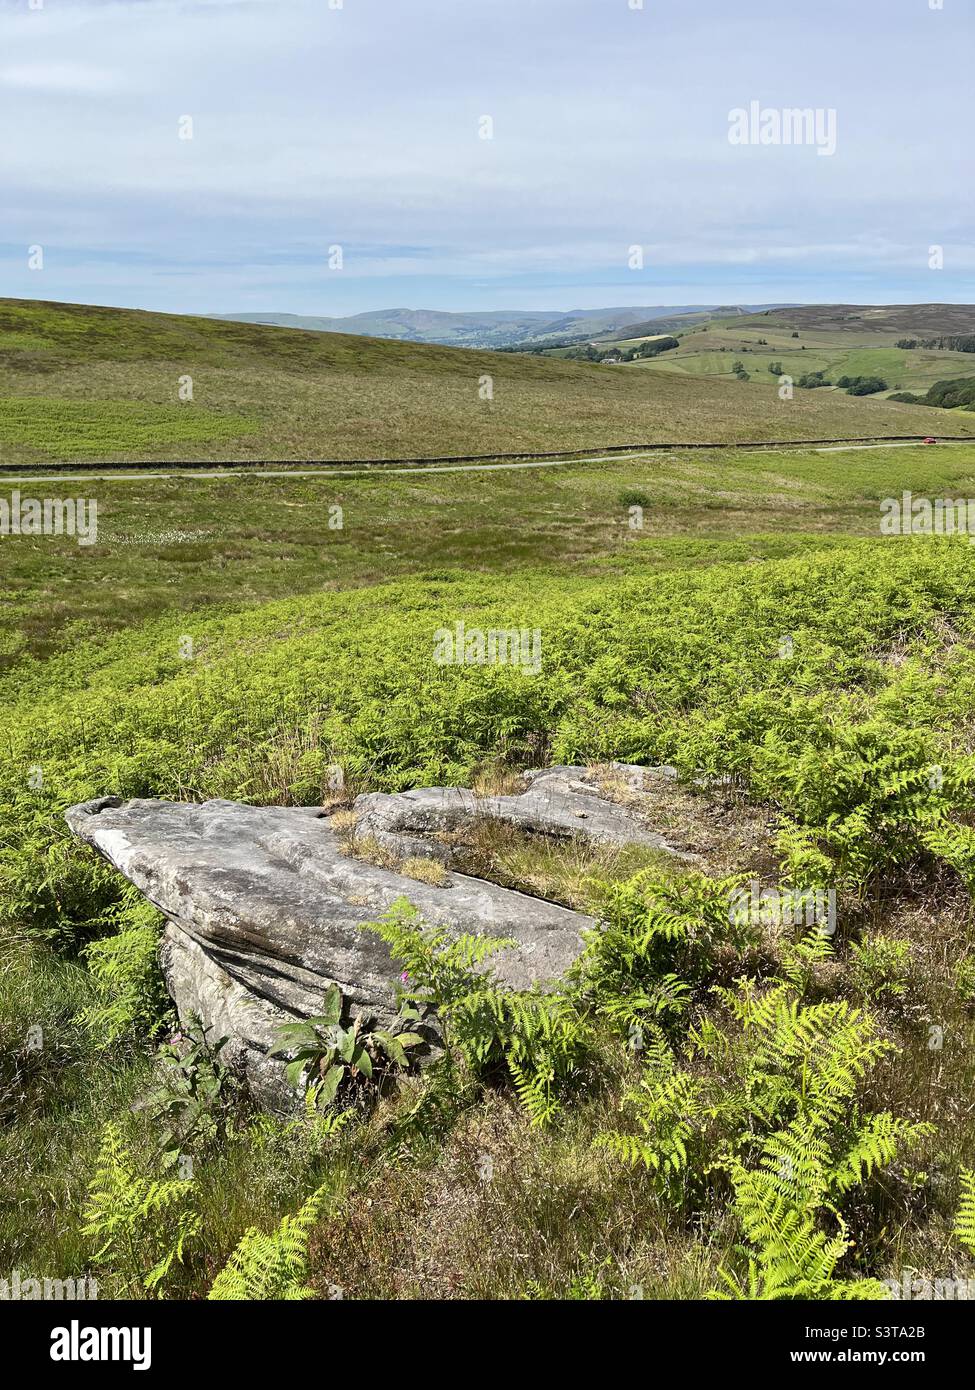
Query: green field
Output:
[[3, 408, 975, 1298], [0, 398, 262, 458], [1, 298, 971, 466], [639, 339, 975, 395], [562, 303, 975, 405], [616, 326, 973, 398]]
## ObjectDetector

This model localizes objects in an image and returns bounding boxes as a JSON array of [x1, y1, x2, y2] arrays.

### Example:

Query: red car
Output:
[[923, 437, 937, 445]]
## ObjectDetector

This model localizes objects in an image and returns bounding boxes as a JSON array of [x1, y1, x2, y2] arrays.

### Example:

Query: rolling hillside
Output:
[[209, 306, 554, 349], [0, 298, 972, 466], [587, 305, 783, 343], [736, 303, 975, 337]]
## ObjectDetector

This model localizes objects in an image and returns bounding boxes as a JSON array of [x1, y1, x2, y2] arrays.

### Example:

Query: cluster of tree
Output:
[[837, 374, 888, 396], [896, 336, 975, 353], [889, 376, 975, 410], [558, 344, 605, 361], [732, 359, 750, 381], [605, 335, 680, 364], [503, 334, 682, 364], [797, 370, 832, 389], [497, 337, 588, 355]]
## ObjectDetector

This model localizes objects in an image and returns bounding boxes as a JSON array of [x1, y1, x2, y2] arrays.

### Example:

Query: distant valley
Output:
[[209, 303, 796, 349]]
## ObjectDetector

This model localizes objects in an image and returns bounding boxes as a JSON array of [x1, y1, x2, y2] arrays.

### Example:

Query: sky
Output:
[[0, 0, 973, 318]]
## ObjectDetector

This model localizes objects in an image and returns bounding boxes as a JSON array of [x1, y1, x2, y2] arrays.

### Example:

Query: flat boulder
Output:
[[65, 795, 600, 1109]]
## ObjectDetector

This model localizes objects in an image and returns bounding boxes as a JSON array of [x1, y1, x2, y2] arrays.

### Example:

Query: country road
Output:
[[814, 441, 955, 454], [0, 438, 968, 487]]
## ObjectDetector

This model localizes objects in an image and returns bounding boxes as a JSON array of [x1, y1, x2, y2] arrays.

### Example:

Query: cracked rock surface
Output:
[[352, 764, 686, 861]]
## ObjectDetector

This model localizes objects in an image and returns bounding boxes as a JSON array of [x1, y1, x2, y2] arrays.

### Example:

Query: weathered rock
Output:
[[352, 763, 687, 863], [64, 768, 691, 1109], [65, 795, 600, 1109]]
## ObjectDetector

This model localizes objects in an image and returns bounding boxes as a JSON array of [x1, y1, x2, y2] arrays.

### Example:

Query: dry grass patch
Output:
[[330, 816, 451, 887], [591, 763, 780, 878]]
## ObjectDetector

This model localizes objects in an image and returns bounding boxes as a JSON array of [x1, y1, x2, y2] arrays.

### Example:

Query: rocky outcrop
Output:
[[65, 766, 686, 1109], [65, 796, 589, 1108]]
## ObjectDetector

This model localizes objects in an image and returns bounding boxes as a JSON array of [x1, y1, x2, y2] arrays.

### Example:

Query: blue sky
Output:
[[1, 0, 972, 316]]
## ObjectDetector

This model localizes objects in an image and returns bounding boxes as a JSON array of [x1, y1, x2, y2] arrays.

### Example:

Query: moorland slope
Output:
[[1, 298, 971, 464]]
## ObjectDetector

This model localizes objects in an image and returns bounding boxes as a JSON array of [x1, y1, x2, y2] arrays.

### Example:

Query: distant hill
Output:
[[210, 307, 553, 349], [736, 304, 975, 337], [210, 304, 795, 350], [588, 306, 773, 343]]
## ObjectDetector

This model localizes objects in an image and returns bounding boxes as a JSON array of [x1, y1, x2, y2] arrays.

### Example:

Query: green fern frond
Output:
[[81, 1122, 200, 1293], [954, 1169, 975, 1256], [709, 1111, 907, 1302], [509, 1056, 560, 1127], [208, 1183, 332, 1300], [831, 1114, 934, 1195], [595, 1064, 704, 1184], [77, 894, 171, 1045], [367, 901, 591, 1124]]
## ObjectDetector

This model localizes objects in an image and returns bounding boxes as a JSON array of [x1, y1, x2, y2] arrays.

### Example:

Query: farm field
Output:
[[1, 299, 971, 467], [589, 305, 975, 400], [638, 342, 975, 395], [3, 421, 975, 1300]]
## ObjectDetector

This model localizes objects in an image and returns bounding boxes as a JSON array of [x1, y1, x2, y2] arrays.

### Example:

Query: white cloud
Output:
[[0, 62, 124, 93]]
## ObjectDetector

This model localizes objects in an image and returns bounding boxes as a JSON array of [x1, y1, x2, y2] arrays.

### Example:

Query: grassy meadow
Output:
[[640, 340, 975, 397], [3, 383, 975, 1300], [2, 440, 975, 663]]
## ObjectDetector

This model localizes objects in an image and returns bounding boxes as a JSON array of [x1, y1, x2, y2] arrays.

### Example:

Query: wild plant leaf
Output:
[[268, 1023, 320, 1056], [379, 1036, 408, 1067], [284, 1057, 308, 1089], [318, 1064, 345, 1104], [321, 984, 343, 1025]]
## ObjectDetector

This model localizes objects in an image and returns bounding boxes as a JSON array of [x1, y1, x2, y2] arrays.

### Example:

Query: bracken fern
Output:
[[81, 1122, 201, 1293], [954, 1169, 975, 1256], [207, 1183, 332, 1300]]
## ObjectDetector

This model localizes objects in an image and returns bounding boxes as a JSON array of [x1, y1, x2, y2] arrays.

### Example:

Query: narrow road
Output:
[[815, 441, 948, 454], [0, 454, 645, 485], [0, 439, 968, 487]]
